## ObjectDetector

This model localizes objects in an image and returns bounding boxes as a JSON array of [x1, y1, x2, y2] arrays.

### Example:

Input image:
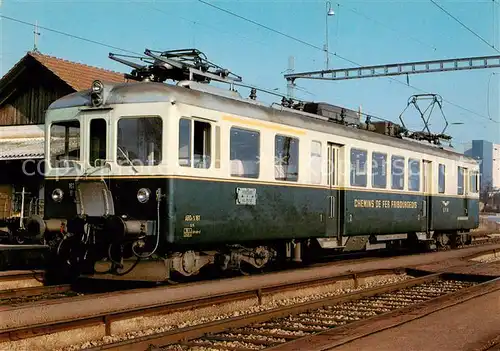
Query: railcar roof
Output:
[[47, 81, 477, 163]]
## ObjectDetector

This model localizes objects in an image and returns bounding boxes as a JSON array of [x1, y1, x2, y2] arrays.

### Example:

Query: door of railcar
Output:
[[422, 160, 432, 232], [326, 143, 342, 244], [462, 167, 470, 217]]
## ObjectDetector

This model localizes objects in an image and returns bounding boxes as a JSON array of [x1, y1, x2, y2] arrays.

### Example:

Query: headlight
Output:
[[91, 80, 104, 107], [91, 80, 104, 93], [52, 188, 64, 202], [137, 188, 150, 203]]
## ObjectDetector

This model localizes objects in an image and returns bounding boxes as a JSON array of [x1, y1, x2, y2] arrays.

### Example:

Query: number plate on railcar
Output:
[[236, 188, 257, 206]]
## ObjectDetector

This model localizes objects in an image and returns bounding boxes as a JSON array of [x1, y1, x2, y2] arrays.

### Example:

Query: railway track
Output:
[[0, 277, 156, 307], [0, 284, 75, 305], [2, 243, 500, 351], [82, 273, 491, 351], [0, 270, 44, 291]]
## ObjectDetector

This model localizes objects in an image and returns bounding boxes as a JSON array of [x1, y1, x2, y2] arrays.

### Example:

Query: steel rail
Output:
[[0, 268, 402, 344], [1, 242, 500, 348], [0, 284, 71, 300], [266, 277, 500, 351], [83, 273, 446, 351], [0, 271, 44, 283]]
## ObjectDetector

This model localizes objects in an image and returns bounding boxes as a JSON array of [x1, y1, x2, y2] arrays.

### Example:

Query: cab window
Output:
[[117, 116, 162, 166]]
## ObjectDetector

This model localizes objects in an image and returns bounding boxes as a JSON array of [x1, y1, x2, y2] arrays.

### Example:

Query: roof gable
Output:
[[28, 52, 127, 91], [0, 51, 128, 94]]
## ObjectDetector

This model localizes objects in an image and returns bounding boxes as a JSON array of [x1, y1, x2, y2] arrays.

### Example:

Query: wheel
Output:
[[449, 233, 462, 249], [8, 229, 25, 245], [435, 233, 449, 249]]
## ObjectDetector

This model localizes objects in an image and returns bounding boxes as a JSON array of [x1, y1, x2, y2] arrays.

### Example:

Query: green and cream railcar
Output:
[[35, 79, 479, 281]]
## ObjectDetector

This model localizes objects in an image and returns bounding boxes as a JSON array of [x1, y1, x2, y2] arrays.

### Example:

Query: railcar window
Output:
[[471, 171, 479, 193], [89, 119, 107, 167], [49, 120, 80, 168], [311, 141, 322, 184], [215, 126, 221, 169], [391, 155, 404, 190], [179, 118, 191, 167], [193, 121, 211, 168], [275, 135, 299, 181], [372, 152, 387, 188], [117, 117, 162, 166], [438, 164, 446, 193], [350, 148, 367, 187], [230, 127, 260, 178], [178, 119, 212, 169], [408, 159, 420, 191], [457, 166, 465, 195]]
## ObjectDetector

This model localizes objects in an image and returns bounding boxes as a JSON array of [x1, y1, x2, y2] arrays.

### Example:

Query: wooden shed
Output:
[[0, 51, 127, 229], [0, 51, 127, 125]]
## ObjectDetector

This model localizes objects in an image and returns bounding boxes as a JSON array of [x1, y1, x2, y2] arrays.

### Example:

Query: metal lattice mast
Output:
[[285, 55, 500, 83]]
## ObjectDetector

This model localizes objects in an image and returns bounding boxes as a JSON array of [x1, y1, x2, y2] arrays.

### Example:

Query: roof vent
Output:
[[177, 80, 242, 99], [303, 102, 361, 126]]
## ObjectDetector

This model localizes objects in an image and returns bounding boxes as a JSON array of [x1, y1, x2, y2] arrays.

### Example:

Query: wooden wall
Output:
[[0, 185, 13, 220], [0, 59, 73, 126], [0, 160, 44, 220]]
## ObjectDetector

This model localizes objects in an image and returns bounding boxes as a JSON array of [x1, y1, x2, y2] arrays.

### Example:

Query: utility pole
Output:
[[495, 2, 500, 126], [324, 1, 335, 70], [33, 20, 40, 53]]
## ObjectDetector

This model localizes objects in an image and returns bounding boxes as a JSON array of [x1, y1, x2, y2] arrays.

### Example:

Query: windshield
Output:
[[49, 120, 81, 168], [117, 116, 162, 166]]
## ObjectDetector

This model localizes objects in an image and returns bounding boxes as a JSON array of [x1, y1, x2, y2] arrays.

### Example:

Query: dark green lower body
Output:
[[171, 178, 479, 245], [43, 177, 479, 248]]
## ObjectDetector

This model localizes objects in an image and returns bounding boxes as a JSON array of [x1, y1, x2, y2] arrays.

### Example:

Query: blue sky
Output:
[[1, 0, 500, 150]]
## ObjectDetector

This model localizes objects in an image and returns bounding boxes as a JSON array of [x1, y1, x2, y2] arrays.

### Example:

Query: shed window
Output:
[[275, 135, 299, 181], [350, 148, 367, 187], [438, 164, 446, 193], [372, 152, 387, 188], [230, 127, 260, 178], [391, 155, 404, 190], [408, 159, 420, 191]]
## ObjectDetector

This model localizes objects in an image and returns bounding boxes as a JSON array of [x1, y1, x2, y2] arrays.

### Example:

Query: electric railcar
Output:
[[27, 52, 480, 282]]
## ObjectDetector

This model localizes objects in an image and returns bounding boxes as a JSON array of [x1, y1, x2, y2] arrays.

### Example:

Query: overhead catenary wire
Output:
[[1, 10, 495, 125], [144, 4, 317, 98], [0, 14, 140, 56], [196, 0, 498, 124], [430, 0, 500, 53], [487, 72, 498, 121], [340, 4, 438, 52], [196, 0, 358, 66]]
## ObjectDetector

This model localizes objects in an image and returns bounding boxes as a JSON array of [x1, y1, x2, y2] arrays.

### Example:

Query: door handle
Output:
[[329, 196, 335, 218]]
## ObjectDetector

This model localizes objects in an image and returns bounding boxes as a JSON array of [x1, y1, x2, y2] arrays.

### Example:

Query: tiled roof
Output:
[[0, 137, 45, 161], [28, 52, 127, 91], [0, 136, 79, 161]]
